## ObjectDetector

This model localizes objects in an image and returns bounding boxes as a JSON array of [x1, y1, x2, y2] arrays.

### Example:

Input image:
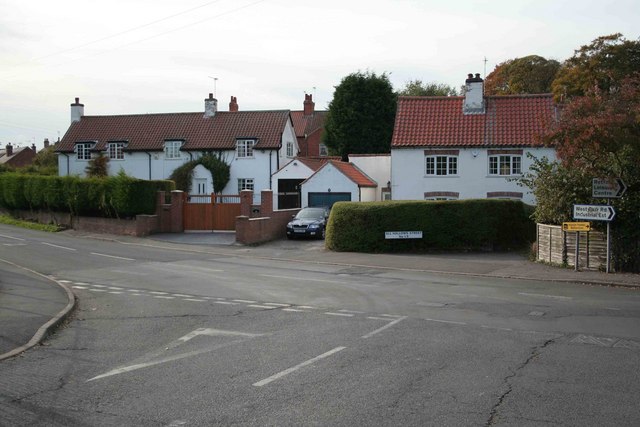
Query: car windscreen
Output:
[[296, 209, 325, 220]]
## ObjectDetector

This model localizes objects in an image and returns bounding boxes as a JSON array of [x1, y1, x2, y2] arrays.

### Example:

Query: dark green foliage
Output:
[[168, 152, 230, 193], [85, 153, 109, 177], [325, 200, 534, 253], [398, 80, 459, 96], [0, 173, 174, 218], [323, 71, 397, 160]]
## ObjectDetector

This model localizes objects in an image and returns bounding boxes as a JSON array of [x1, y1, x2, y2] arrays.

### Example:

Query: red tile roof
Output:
[[56, 110, 291, 153], [290, 110, 327, 138], [391, 94, 555, 148], [327, 160, 377, 187]]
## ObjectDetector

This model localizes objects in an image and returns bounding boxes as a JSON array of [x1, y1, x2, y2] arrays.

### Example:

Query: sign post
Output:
[[573, 204, 616, 273], [563, 222, 591, 272]]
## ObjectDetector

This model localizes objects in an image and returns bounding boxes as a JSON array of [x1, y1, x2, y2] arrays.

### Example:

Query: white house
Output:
[[390, 74, 557, 205], [300, 160, 377, 208], [271, 157, 332, 210], [348, 154, 391, 201], [56, 95, 298, 204]]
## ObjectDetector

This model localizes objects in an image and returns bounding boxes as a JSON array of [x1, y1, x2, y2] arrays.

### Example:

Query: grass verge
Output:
[[0, 215, 63, 232]]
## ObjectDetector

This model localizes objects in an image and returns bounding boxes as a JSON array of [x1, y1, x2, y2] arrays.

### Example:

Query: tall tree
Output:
[[551, 33, 640, 102], [398, 80, 458, 96], [323, 71, 397, 160], [484, 55, 560, 95]]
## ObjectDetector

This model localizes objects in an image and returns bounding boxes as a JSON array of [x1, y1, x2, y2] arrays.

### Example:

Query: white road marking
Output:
[[72, 286, 88, 290], [232, 299, 257, 304], [282, 308, 308, 313], [247, 305, 277, 309], [92, 284, 106, 288], [91, 252, 135, 261], [3, 243, 26, 246], [88, 328, 264, 382], [253, 347, 346, 387], [214, 301, 238, 305], [518, 292, 572, 301], [325, 312, 354, 317], [367, 316, 395, 321], [425, 318, 467, 325], [126, 289, 142, 292], [74, 282, 90, 286], [381, 314, 404, 318], [171, 294, 194, 298], [58, 280, 72, 284], [297, 305, 317, 309], [263, 303, 290, 307], [0, 233, 25, 241], [362, 316, 408, 339], [108, 287, 123, 290], [184, 298, 207, 302], [154, 296, 175, 300], [109, 291, 123, 294], [150, 291, 169, 295], [41, 242, 76, 251], [261, 274, 351, 285], [339, 309, 364, 314]]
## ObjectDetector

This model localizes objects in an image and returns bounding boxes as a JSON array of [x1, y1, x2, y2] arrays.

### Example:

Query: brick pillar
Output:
[[235, 216, 249, 244], [260, 190, 273, 216], [240, 190, 253, 217], [170, 190, 184, 233]]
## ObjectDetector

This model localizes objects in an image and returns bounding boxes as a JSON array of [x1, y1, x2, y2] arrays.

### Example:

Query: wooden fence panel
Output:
[[537, 223, 606, 270]]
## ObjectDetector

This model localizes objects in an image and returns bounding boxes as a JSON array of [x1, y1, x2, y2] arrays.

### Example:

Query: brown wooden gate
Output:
[[183, 193, 241, 231]]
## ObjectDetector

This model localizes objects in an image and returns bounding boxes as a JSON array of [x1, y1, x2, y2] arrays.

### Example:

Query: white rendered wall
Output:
[[301, 163, 359, 207], [390, 147, 557, 205], [349, 154, 389, 201], [360, 186, 377, 202]]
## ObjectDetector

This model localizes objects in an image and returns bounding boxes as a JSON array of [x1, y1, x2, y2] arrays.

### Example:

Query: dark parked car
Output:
[[286, 207, 329, 239]]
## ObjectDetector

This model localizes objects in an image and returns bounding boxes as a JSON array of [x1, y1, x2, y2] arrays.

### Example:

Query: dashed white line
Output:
[[90, 252, 135, 261], [339, 309, 364, 314], [282, 308, 308, 313], [233, 299, 257, 304], [171, 294, 194, 298], [92, 285, 106, 288], [183, 299, 207, 302], [325, 312, 354, 317], [214, 301, 238, 305], [247, 305, 277, 309], [150, 291, 169, 295], [108, 287, 123, 290], [297, 306, 316, 309], [72, 286, 88, 290], [154, 296, 175, 300], [253, 347, 346, 387], [263, 303, 290, 307], [518, 292, 572, 301], [367, 316, 395, 321], [361, 316, 408, 339], [425, 318, 467, 325], [0, 233, 25, 241], [109, 291, 123, 294], [41, 242, 76, 251]]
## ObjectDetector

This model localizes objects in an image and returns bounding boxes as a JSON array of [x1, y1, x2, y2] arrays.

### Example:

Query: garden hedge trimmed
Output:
[[0, 173, 175, 218], [325, 200, 535, 253]]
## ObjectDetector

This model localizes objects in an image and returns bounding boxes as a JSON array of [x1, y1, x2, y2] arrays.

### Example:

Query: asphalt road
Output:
[[1, 226, 639, 426]]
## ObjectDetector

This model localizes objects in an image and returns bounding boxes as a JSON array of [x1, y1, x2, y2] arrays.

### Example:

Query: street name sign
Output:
[[562, 222, 591, 232], [573, 205, 615, 221], [385, 231, 423, 239], [592, 178, 627, 198]]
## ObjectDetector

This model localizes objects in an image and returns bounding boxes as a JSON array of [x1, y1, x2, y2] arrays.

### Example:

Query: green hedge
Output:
[[0, 173, 175, 218], [325, 200, 535, 253]]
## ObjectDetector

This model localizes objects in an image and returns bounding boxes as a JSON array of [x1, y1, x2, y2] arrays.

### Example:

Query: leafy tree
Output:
[[551, 33, 640, 102], [323, 71, 397, 160], [484, 55, 560, 95], [21, 145, 58, 175], [85, 153, 109, 178], [398, 79, 458, 96], [536, 75, 640, 272]]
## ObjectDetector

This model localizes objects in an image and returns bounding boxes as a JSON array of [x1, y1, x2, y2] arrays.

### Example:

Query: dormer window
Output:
[[164, 140, 183, 159], [236, 139, 255, 158], [108, 141, 126, 160], [76, 142, 93, 160]]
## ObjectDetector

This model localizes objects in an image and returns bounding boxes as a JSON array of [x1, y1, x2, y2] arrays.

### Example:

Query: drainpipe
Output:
[[269, 150, 273, 189], [145, 152, 152, 180]]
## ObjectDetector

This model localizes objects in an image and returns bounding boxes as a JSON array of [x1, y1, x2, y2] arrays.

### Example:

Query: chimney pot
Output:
[[70, 97, 84, 123], [229, 96, 239, 112], [32, 143, 37, 151], [6, 143, 13, 156], [204, 94, 218, 118], [43, 138, 50, 148], [463, 73, 485, 115], [303, 93, 315, 116]]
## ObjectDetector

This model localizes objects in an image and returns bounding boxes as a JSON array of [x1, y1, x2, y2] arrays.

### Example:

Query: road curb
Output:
[[0, 260, 77, 361]]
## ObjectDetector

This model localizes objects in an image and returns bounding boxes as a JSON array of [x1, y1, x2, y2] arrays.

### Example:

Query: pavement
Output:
[[1, 230, 637, 361]]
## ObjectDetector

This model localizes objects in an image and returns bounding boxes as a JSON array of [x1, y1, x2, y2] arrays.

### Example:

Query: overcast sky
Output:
[[1, 0, 638, 150]]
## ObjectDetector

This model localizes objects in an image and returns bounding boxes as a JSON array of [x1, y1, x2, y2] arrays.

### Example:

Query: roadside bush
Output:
[[325, 200, 535, 253], [0, 173, 175, 218]]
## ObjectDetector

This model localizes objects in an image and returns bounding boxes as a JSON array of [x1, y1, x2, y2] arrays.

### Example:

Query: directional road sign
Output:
[[562, 222, 591, 232], [593, 178, 627, 198], [573, 204, 615, 221]]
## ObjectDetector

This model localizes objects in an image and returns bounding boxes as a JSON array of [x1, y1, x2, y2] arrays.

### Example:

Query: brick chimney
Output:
[[31, 143, 36, 151], [229, 96, 238, 112], [303, 94, 315, 116], [5, 143, 13, 156], [204, 93, 218, 118], [43, 138, 50, 149], [463, 73, 485, 115], [71, 97, 84, 123]]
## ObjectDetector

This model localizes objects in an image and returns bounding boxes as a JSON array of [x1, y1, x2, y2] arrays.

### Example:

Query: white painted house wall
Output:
[[58, 119, 298, 205], [360, 186, 377, 202], [301, 163, 359, 207], [349, 154, 389, 201], [391, 147, 557, 205]]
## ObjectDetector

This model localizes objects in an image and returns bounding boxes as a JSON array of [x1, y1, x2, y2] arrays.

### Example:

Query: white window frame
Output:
[[164, 140, 182, 160], [425, 196, 458, 201], [319, 143, 328, 157], [236, 139, 255, 158], [489, 155, 522, 176], [76, 143, 92, 161], [425, 155, 458, 176], [107, 142, 125, 160], [286, 142, 294, 158], [238, 178, 254, 191]]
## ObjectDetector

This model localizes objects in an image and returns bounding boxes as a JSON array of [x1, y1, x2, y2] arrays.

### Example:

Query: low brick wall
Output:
[[236, 209, 299, 245]]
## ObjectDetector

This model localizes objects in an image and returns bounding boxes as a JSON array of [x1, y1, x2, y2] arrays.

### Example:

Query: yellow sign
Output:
[[562, 222, 591, 232]]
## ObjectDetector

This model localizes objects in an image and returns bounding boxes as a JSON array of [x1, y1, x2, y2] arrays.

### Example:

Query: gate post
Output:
[[260, 190, 273, 216], [240, 190, 253, 217], [170, 190, 184, 233]]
